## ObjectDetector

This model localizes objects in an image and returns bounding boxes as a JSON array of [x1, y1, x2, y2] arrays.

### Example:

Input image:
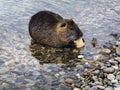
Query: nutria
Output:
[[29, 11, 85, 49]]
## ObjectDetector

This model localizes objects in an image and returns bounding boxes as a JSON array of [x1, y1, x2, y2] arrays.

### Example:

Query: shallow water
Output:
[[0, 0, 120, 89]]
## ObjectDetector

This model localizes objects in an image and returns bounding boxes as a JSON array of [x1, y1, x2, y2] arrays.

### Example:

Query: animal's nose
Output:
[[74, 37, 85, 49]]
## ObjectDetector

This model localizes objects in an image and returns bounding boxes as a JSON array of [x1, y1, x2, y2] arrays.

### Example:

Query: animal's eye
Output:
[[60, 23, 66, 27]]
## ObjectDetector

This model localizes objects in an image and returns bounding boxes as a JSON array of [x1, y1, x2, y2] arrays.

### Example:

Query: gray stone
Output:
[[116, 48, 120, 56], [111, 79, 118, 84], [115, 87, 120, 90], [0, 67, 9, 74], [107, 74, 115, 80], [64, 78, 74, 85], [116, 74, 120, 80], [2, 83, 11, 89], [99, 48, 111, 54], [105, 86, 113, 90], [93, 70, 100, 75], [73, 87, 81, 90], [89, 86, 98, 90], [96, 85, 105, 89], [103, 67, 115, 73]]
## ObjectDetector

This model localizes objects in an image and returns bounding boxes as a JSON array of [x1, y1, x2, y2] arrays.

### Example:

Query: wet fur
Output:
[[29, 11, 83, 48]]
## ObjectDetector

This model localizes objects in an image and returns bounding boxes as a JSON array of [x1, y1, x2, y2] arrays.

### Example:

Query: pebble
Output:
[[59, 71, 65, 75], [115, 57, 120, 62], [111, 79, 118, 84], [115, 87, 120, 90], [99, 48, 111, 54], [116, 74, 120, 80], [0, 67, 9, 74], [64, 78, 74, 85], [77, 55, 84, 59], [116, 41, 120, 46], [105, 86, 113, 90], [96, 85, 105, 89], [103, 67, 115, 73], [112, 65, 118, 70], [2, 83, 11, 89], [116, 48, 120, 56], [107, 74, 115, 80], [93, 70, 100, 75], [73, 87, 81, 90]]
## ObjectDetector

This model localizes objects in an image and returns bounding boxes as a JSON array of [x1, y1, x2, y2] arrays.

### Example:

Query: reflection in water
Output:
[[29, 43, 80, 64]]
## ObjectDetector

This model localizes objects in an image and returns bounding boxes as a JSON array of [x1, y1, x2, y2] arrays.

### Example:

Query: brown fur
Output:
[[29, 11, 84, 48]]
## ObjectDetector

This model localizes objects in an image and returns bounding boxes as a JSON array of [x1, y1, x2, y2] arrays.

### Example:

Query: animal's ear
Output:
[[60, 22, 67, 27], [67, 19, 74, 25]]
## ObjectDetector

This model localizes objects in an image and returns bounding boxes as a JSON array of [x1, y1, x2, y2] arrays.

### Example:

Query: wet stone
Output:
[[73, 87, 81, 90], [93, 70, 100, 75], [99, 48, 111, 54], [105, 86, 113, 90], [115, 87, 120, 90], [116, 74, 120, 80], [96, 85, 105, 89], [2, 83, 11, 89], [107, 74, 115, 80], [111, 79, 118, 84], [103, 67, 115, 73], [64, 78, 74, 85], [116, 48, 120, 56]]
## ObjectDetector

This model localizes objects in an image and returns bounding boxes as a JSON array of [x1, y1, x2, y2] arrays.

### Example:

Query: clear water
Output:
[[0, 0, 120, 89]]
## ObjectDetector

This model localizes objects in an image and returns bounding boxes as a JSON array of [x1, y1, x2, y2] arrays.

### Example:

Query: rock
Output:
[[109, 59, 118, 65], [107, 74, 115, 80], [0, 67, 9, 74], [105, 86, 113, 90], [2, 83, 11, 89], [116, 41, 120, 46], [111, 79, 118, 84], [116, 48, 120, 56], [93, 70, 100, 75], [112, 65, 118, 70], [64, 78, 74, 85], [115, 87, 120, 90], [96, 85, 105, 89], [89, 86, 98, 90], [116, 74, 120, 80], [99, 48, 111, 54], [115, 57, 120, 63], [77, 55, 84, 59], [103, 67, 115, 73], [73, 87, 81, 90], [59, 71, 65, 75]]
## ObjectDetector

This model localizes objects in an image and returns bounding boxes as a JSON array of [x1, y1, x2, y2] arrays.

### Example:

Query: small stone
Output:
[[109, 59, 118, 65], [97, 85, 105, 89], [103, 67, 115, 73], [0, 67, 9, 74], [93, 70, 100, 75], [116, 74, 120, 80], [2, 83, 11, 89], [64, 78, 74, 85], [111, 79, 118, 84], [76, 73, 80, 79], [107, 74, 115, 80], [115, 87, 120, 90], [112, 65, 118, 70], [99, 48, 111, 54], [55, 73, 60, 77], [77, 55, 84, 59], [59, 71, 65, 75], [105, 86, 113, 90], [115, 57, 120, 63], [73, 87, 81, 90], [116, 41, 120, 46], [116, 48, 120, 56]]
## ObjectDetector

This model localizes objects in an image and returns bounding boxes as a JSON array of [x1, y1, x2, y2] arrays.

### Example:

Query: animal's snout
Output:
[[74, 37, 85, 49]]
